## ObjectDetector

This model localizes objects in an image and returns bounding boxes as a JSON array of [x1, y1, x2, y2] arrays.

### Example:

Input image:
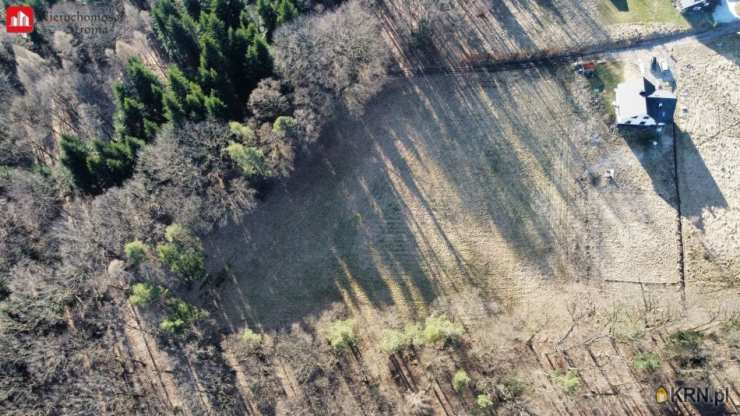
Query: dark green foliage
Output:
[[113, 58, 166, 142], [157, 224, 206, 281], [668, 329, 706, 368], [153, 0, 279, 121], [164, 66, 210, 123], [257, 0, 277, 36], [183, 0, 204, 19], [160, 297, 208, 334], [60, 136, 97, 193], [257, 0, 298, 39], [88, 137, 145, 190], [62, 59, 166, 195], [275, 0, 298, 26], [60, 135, 143, 195], [152, 0, 202, 71]]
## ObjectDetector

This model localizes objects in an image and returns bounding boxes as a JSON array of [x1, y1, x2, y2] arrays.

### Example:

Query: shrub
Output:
[[128, 282, 160, 306], [633, 352, 661, 372], [160, 298, 208, 334], [229, 121, 256, 143], [272, 115, 298, 138], [157, 224, 206, 281], [722, 319, 740, 347], [164, 223, 189, 242], [421, 315, 464, 345], [500, 374, 526, 400], [549, 369, 581, 394], [326, 319, 357, 351], [380, 329, 407, 354], [241, 327, 263, 346], [380, 324, 423, 353], [667, 329, 705, 367], [476, 393, 493, 409], [225, 142, 267, 177], [124, 240, 148, 266], [228, 327, 263, 358], [452, 370, 471, 393]]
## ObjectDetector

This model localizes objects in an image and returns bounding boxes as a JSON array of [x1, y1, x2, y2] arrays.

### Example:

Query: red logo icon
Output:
[[6, 5, 34, 33]]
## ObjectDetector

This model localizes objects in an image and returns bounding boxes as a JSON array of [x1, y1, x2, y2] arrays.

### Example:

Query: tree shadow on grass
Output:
[[203, 67, 599, 332], [376, 0, 610, 73], [621, 126, 726, 231]]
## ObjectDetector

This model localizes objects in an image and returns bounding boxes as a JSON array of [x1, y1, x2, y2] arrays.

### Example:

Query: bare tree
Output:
[[247, 78, 293, 123], [273, 0, 389, 140], [136, 123, 257, 232]]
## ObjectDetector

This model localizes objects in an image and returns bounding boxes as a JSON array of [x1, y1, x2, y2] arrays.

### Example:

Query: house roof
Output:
[[614, 77, 676, 127], [615, 79, 654, 126], [679, 0, 712, 10]]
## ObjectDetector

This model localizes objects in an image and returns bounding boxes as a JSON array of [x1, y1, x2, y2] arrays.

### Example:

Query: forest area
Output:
[[1, 0, 390, 413]]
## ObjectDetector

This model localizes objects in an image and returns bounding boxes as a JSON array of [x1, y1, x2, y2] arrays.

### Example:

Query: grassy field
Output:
[[599, 0, 689, 25], [197, 32, 740, 414]]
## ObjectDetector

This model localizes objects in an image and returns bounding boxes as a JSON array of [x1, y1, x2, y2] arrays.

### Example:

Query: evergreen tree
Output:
[[60, 136, 96, 194], [256, 0, 277, 38], [86, 137, 143, 190], [152, 0, 201, 72], [275, 0, 298, 26], [246, 34, 273, 87], [114, 58, 166, 142], [209, 0, 244, 30], [183, 0, 203, 19], [197, 33, 231, 107], [60, 135, 143, 195], [164, 66, 209, 123]]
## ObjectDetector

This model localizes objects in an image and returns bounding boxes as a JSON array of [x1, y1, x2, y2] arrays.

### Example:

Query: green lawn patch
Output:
[[587, 61, 624, 120], [600, 0, 688, 26]]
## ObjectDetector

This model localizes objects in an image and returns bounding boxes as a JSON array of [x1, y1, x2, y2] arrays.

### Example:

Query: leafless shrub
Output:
[[247, 78, 293, 122]]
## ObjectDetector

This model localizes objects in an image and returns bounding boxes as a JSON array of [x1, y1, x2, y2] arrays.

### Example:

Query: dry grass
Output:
[[200, 33, 740, 414]]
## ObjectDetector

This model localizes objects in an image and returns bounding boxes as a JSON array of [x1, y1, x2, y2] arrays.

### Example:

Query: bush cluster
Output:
[[452, 369, 471, 393], [326, 319, 357, 351], [548, 369, 581, 395], [157, 224, 206, 281], [381, 315, 464, 353]]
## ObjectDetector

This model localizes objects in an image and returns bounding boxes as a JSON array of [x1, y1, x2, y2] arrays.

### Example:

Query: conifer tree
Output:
[[114, 58, 166, 143], [152, 0, 201, 71], [275, 0, 298, 26], [60, 136, 96, 194], [164, 66, 209, 123], [256, 0, 277, 38]]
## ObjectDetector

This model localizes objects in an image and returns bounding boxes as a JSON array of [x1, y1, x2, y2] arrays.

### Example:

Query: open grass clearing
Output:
[[599, 0, 688, 26]]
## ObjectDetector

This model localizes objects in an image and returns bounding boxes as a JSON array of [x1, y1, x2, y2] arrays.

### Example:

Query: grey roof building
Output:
[[614, 77, 677, 128]]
